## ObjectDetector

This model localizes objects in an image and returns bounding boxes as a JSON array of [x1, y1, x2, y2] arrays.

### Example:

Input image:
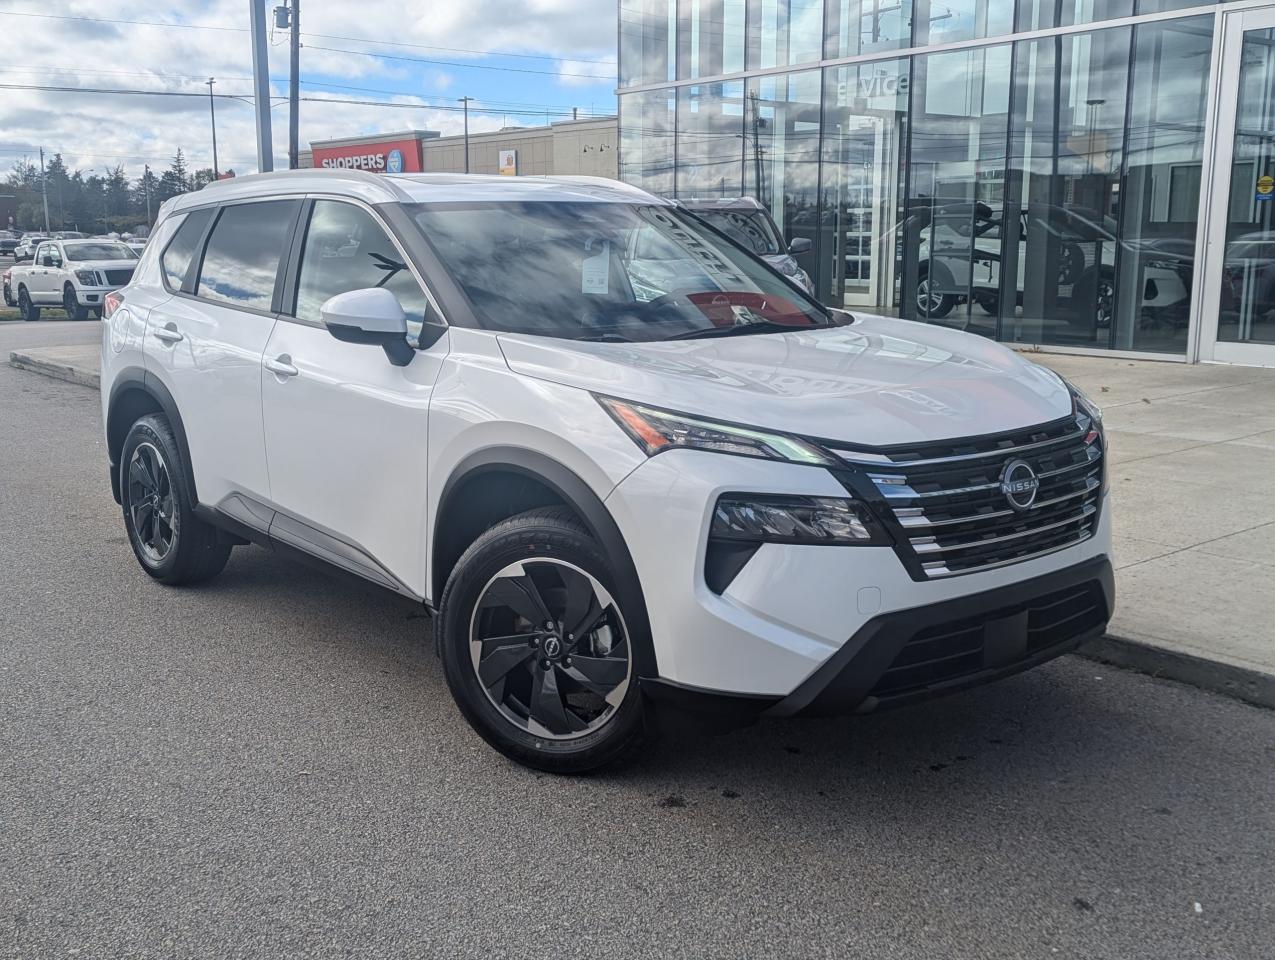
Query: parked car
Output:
[[9, 238, 139, 320], [2, 266, 13, 306], [0, 231, 20, 257], [12, 235, 48, 263], [678, 196, 815, 294], [100, 170, 1112, 772]]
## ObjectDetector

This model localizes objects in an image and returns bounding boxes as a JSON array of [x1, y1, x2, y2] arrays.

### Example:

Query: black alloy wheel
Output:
[[17, 287, 39, 322], [127, 441, 178, 564], [63, 285, 89, 320], [469, 558, 631, 740]]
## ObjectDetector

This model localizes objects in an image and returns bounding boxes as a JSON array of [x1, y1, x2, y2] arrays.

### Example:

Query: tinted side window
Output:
[[294, 200, 430, 335], [160, 208, 213, 291], [196, 201, 295, 311]]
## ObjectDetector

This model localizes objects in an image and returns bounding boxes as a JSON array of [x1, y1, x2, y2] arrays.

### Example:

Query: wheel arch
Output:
[[106, 368, 198, 506], [432, 448, 657, 677]]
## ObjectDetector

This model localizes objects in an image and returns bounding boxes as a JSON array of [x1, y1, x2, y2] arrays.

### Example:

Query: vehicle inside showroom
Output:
[[617, 0, 1275, 365]]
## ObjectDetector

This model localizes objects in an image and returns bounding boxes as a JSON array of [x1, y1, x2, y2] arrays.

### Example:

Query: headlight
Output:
[[712, 494, 887, 545], [74, 270, 98, 286], [1061, 377, 1102, 428], [597, 396, 835, 465]]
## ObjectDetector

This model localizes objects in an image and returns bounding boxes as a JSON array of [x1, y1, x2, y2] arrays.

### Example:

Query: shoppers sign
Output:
[[498, 150, 518, 176], [311, 137, 423, 174]]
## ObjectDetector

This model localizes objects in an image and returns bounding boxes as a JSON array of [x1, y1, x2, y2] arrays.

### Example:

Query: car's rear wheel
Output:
[[17, 287, 39, 322], [63, 284, 89, 321], [120, 414, 232, 585], [916, 265, 955, 320], [438, 507, 646, 773]]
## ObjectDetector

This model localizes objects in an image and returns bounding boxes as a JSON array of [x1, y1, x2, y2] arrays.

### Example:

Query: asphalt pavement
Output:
[[2, 322, 1273, 959]]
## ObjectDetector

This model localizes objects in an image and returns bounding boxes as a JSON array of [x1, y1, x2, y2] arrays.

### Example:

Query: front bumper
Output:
[[643, 554, 1113, 721]]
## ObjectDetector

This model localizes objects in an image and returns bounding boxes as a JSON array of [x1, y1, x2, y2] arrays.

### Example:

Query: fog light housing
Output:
[[711, 495, 888, 545]]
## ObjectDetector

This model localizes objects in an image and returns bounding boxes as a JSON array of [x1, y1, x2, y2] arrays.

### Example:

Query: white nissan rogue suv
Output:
[[101, 171, 1113, 772]]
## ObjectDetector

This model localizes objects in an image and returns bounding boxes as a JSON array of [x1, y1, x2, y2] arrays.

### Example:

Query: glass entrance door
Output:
[[1200, 7, 1275, 365]]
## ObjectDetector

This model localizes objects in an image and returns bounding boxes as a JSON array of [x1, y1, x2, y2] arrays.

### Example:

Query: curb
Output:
[[8, 351, 100, 389], [1079, 634, 1275, 711]]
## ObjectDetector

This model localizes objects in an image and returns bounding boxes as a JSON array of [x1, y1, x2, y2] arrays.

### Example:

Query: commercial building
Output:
[[302, 117, 618, 179], [617, 1, 1275, 365]]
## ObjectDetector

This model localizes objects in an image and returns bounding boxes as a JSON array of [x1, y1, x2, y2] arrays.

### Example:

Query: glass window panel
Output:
[[677, 0, 745, 79], [1217, 25, 1275, 346], [915, 0, 1014, 46], [160, 207, 212, 291], [676, 82, 745, 197], [1136, 0, 1214, 13], [294, 201, 430, 337], [747, 0, 823, 70], [619, 0, 676, 87], [824, 0, 913, 59], [195, 201, 294, 312], [620, 89, 677, 196], [1002, 28, 1132, 349], [817, 61, 910, 312], [743, 70, 822, 279], [902, 44, 1011, 338], [1020, 1, 1138, 29], [1116, 15, 1213, 353]]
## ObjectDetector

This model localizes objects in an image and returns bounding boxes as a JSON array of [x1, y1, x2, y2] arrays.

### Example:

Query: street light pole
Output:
[[207, 78, 220, 179], [143, 164, 152, 226], [38, 147, 50, 232], [249, 0, 274, 173], [288, 0, 300, 169], [458, 96, 473, 174]]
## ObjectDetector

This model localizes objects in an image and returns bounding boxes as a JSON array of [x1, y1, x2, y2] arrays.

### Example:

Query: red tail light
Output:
[[103, 291, 124, 319]]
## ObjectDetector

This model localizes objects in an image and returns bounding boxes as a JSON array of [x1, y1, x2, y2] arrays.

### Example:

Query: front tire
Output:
[[120, 414, 231, 585], [438, 507, 647, 773], [63, 284, 89, 321], [915, 265, 955, 320], [17, 287, 39, 322]]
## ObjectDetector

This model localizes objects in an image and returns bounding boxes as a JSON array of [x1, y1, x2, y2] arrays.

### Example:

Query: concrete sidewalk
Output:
[[10, 340, 1275, 708]]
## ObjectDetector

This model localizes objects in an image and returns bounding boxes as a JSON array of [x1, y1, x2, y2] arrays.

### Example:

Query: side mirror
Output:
[[320, 287, 414, 366], [787, 237, 812, 255]]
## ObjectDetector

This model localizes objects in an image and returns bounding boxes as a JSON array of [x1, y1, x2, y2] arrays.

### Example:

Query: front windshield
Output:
[[63, 242, 138, 262], [692, 209, 783, 256], [411, 202, 838, 342]]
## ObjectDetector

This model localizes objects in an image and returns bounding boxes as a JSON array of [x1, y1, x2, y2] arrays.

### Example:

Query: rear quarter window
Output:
[[160, 208, 214, 291]]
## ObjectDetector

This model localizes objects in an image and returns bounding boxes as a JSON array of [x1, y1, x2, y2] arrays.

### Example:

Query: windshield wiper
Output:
[[575, 333, 633, 342], [664, 320, 812, 341]]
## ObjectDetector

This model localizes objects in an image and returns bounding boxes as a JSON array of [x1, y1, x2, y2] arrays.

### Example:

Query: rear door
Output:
[[145, 198, 301, 515], [260, 197, 449, 596]]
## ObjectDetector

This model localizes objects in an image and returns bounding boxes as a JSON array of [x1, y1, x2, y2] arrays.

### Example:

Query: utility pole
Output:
[[249, 0, 274, 173], [288, 0, 300, 169], [143, 164, 152, 226], [38, 147, 50, 232], [458, 96, 473, 173], [207, 78, 220, 179]]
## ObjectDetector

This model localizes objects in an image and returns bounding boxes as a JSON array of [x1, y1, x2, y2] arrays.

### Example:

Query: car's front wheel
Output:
[[438, 507, 646, 773], [63, 284, 89, 321], [120, 414, 232, 585]]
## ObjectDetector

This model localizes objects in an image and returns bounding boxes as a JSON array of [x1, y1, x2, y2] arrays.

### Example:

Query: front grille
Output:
[[104, 268, 134, 285], [835, 415, 1103, 579], [870, 580, 1107, 698]]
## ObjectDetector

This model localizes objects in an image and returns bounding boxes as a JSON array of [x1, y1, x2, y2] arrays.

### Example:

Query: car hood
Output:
[[496, 313, 1072, 448]]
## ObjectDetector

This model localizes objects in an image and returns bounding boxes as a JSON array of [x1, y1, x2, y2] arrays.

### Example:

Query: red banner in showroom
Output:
[[310, 137, 423, 174]]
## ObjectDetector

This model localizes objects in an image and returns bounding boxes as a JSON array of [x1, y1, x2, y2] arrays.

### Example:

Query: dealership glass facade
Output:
[[618, 1, 1275, 360]]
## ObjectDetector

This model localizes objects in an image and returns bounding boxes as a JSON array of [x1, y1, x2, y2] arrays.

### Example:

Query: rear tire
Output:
[[915, 265, 955, 320], [438, 507, 647, 773], [120, 414, 231, 586], [17, 287, 39, 322]]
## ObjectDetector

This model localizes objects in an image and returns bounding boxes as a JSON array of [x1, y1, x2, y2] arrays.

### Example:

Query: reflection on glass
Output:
[[620, 89, 676, 196], [817, 61, 909, 313], [619, 0, 676, 87], [902, 45, 1011, 337], [1218, 26, 1275, 346], [678, 0, 746, 79], [677, 82, 745, 197], [1116, 16, 1212, 353], [824, 0, 913, 58], [916, 0, 1014, 45], [747, 0, 824, 69], [1003, 28, 1132, 348], [744, 70, 821, 277]]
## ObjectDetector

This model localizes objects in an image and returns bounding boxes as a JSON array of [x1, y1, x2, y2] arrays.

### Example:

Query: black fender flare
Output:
[[106, 367, 198, 506], [435, 447, 658, 679]]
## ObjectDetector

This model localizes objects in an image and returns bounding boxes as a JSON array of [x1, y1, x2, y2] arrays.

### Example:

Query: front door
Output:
[[1199, 6, 1275, 366]]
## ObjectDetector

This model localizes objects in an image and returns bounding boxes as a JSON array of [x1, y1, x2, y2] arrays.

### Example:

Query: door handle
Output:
[[264, 355, 299, 378], [153, 324, 183, 343]]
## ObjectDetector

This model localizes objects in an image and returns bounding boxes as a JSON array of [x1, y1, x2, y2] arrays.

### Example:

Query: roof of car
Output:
[[165, 169, 670, 214]]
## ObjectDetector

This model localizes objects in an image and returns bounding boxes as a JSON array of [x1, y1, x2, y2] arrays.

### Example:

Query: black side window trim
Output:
[[187, 199, 303, 314]]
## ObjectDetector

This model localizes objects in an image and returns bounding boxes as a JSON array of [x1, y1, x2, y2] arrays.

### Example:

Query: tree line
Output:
[[3, 150, 233, 236]]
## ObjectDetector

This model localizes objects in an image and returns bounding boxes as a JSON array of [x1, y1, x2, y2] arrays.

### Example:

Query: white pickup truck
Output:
[[10, 238, 140, 320]]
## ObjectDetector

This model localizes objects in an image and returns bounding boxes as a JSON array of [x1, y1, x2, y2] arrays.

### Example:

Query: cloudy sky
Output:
[[0, 1, 617, 178]]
